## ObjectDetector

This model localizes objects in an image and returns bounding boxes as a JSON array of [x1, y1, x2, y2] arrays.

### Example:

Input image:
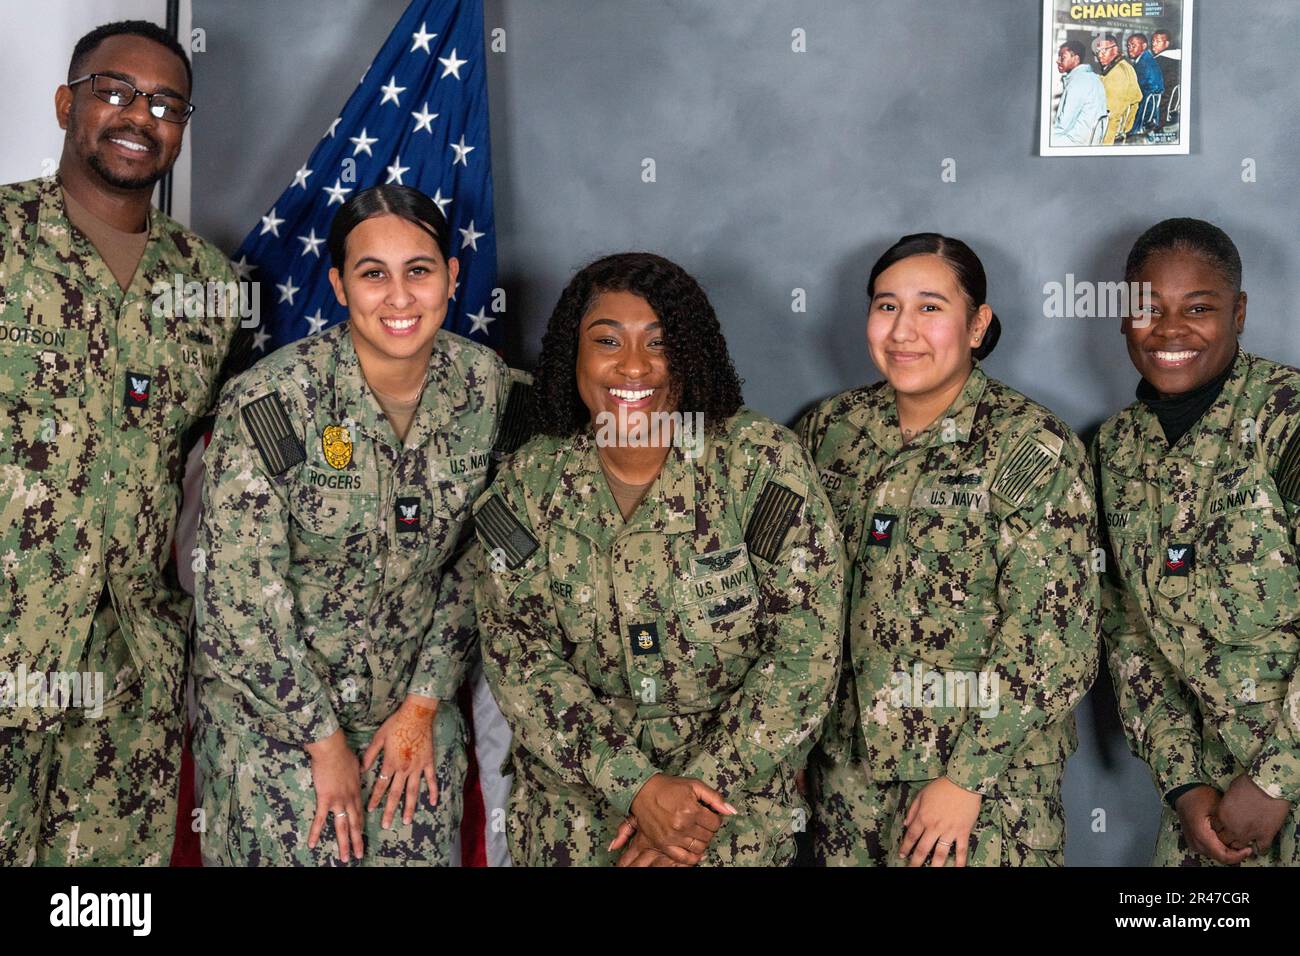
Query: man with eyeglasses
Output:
[[1094, 33, 1142, 146], [0, 19, 245, 865]]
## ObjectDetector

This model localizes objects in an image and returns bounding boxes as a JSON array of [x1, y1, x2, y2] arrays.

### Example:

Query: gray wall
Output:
[[192, 0, 1300, 865]]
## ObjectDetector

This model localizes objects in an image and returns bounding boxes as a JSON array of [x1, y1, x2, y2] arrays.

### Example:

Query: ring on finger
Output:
[[334, 810, 348, 820], [378, 773, 390, 781], [936, 838, 953, 848]]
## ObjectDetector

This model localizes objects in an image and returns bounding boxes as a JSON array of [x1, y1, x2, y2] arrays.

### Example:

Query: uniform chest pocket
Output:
[[288, 490, 381, 590], [1200, 506, 1300, 643], [0, 349, 87, 482], [905, 511, 996, 610], [158, 338, 216, 420], [674, 542, 764, 672]]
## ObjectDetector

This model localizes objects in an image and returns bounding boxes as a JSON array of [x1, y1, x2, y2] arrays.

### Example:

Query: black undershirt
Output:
[[1136, 352, 1237, 447]]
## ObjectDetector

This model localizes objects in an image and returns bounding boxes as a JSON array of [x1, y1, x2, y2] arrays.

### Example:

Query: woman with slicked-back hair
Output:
[[799, 233, 1100, 867], [1096, 217, 1300, 866], [192, 185, 526, 866]]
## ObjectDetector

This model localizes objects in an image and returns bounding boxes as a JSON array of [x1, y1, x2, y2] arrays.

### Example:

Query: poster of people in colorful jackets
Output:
[[1040, 0, 1192, 156]]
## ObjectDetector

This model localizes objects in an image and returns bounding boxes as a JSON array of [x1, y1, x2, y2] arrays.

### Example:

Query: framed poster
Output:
[[1039, 0, 1193, 156]]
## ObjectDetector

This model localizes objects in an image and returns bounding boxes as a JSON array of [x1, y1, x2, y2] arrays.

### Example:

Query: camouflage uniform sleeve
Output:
[[1090, 433, 1206, 798], [474, 465, 660, 816], [193, 382, 340, 746], [407, 535, 481, 702], [944, 427, 1101, 793], [1247, 405, 1300, 800], [681, 433, 845, 796], [406, 359, 517, 701]]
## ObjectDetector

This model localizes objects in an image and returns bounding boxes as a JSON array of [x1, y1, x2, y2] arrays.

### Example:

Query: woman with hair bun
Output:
[[799, 233, 1100, 866], [192, 184, 525, 866]]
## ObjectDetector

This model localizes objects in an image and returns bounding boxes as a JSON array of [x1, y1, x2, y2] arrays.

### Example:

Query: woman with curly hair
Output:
[[474, 252, 845, 865]]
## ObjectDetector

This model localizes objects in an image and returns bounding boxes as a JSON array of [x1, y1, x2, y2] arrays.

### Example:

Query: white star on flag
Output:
[[305, 309, 328, 335], [252, 326, 270, 352], [324, 179, 353, 205], [298, 229, 325, 257], [467, 306, 494, 335], [411, 22, 436, 53], [231, 255, 255, 280], [450, 134, 475, 166], [325, 117, 340, 138], [260, 208, 284, 237], [349, 128, 379, 156], [379, 76, 406, 107], [385, 156, 410, 184], [276, 277, 300, 305], [459, 220, 484, 251], [438, 49, 467, 79], [290, 165, 313, 190], [411, 103, 438, 134], [430, 188, 452, 215]]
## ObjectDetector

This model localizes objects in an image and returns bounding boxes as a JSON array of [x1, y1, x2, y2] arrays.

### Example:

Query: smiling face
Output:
[[868, 254, 990, 405], [56, 35, 189, 192], [328, 213, 459, 368], [1125, 249, 1245, 398], [575, 290, 678, 437]]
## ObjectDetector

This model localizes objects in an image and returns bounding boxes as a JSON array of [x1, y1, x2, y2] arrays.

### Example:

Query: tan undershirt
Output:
[[599, 458, 656, 522], [370, 377, 427, 445], [62, 187, 149, 292]]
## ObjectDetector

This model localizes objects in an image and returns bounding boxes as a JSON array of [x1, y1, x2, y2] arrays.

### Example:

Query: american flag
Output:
[[230, 0, 500, 354]]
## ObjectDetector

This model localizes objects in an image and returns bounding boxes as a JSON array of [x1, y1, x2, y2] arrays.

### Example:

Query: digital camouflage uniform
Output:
[[474, 410, 845, 866], [797, 366, 1100, 866], [193, 321, 522, 866], [1096, 349, 1300, 866], [0, 176, 241, 866]]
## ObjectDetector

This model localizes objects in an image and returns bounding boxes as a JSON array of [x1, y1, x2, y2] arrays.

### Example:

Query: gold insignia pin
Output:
[[322, 424, 352, 470]]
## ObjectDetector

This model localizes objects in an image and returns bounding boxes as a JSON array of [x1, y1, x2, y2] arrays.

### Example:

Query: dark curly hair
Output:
[[531, 252, 744, 436]]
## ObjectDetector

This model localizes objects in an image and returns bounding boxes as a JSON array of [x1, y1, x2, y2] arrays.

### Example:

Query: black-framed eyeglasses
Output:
[[68, 73, 195, 124]]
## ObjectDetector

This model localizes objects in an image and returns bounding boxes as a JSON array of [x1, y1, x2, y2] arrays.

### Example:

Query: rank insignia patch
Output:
[[630, 622, 660, 656], [124, 372, 151, 408], [867, 513, 897, 547], [396, 497, 420, 532], [1164, 544, 1193, 576]]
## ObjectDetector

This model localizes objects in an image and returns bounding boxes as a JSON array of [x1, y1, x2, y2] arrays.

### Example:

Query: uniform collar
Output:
[[1120, 348, 1252, 472], [849, 363, 987, 456], [332, 324, 457, 452], [545, 426, 699, 549], [32, 175, 179, 305]]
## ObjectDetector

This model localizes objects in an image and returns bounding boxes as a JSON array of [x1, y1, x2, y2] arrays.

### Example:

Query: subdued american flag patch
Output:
[[992, 432, 1062, 507], [240, 392, 305, 477], [476, 493, 539, 570], [745, 481, 804, 562], [1277, 427, 1300, 505]]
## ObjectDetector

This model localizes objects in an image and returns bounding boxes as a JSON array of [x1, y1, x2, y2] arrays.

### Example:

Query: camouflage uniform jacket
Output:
[[0, 176, 240, 729], [474, 409, 845, 816], [796, 366, 1100, 793], [193, 322, 510, 747], [1096, 349, 1300, 802]]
